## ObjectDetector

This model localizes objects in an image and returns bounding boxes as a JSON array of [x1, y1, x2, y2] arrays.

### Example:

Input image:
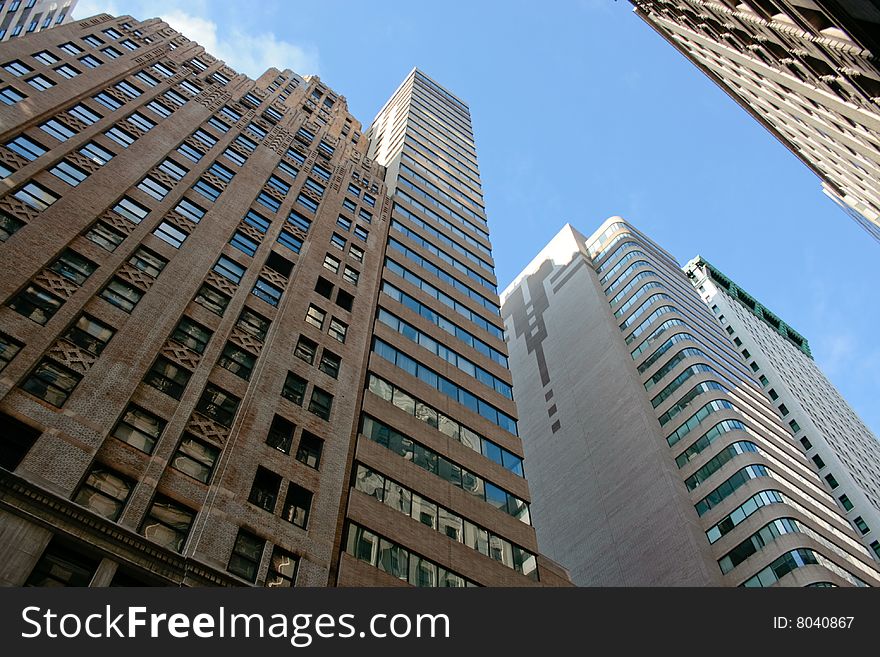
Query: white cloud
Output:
[[74, 2, 319, 78]]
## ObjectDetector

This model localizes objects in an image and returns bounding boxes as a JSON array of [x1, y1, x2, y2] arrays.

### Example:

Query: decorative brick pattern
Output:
[[0, 147, 27, 173], [205, 270, 238, 295], [258, 266, 288, 287], [229, 326, 263, 355], [185, 411, 230, 445], [116, 262, 155, 291], [33, 269, 80, 300], [160, 341, 201, 370], [47, 341, 96, 375]]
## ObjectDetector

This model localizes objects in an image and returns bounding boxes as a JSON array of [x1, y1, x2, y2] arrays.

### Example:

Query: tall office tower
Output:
[[685, 256, 880, 562], [502, 218, 880, 586], [0, 14, 569, 587], [630, 1, 880, 241], [1, 0, 76, 41], [338, 68, 569, 587]]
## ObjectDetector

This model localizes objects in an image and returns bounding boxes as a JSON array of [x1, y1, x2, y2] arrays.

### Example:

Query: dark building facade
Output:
[[631, 0, 880, 241], [0, 13, 569, 587]]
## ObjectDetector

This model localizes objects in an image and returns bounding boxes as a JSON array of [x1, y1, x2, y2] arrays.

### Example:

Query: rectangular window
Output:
[[343, 266, 359, 286], [144, 357, 191, 399], [64, 314, 114, 356], [277, 231, 302, 253], [93, 91, 122, 110], [294, 336, 317, 364], [127, 112, 155, 132], [2, 85, 27, 105], [237, 308, 270, 341], [79, 54, 102, 68], [330, 233, 346, 251], [282, 372, 306, 406], [171, 317, 212, 354], [252, 278, 283, 307], [256, 192, 281, 214], [223, 148, 246, 167], [266, 415, 294, 454], [104, 126, 136, 148], [194, 284, 230, 316], [112, 196, 149, 224], [337, 215, 352, 231], [145, 99, 172, 118], [304, 178, 325, 197], [137, 175, 170, 201], [282, 484, 312, 529], [79, 141, 114, 165], [267, 547, 298, 587], [0, 333, 24, 372], [101, 47, 122, 59], [83, 35, 105, 47], [234, 134, 257, 153], [323, 254, 340, 274], [69, 104, 102, 125], [5, 135, 46, 160], [21, 358, 81, 406], [60, 42, 84, 55], [140, 495, 195, 553], [85, 221, 125, 251], [328, 317, 347, 343], [296, 431, 323, 469], [49, 249, 97, 285], [296, 194, 318, 213], [218, 342, 256, 380], [207, 116, 230, 133], [172, 433, 220, 484], [192, 128, 217, 149], [8, 284, 62, 325], [249, 467, 282, 512], [26, 74, 55, 91], [129, 247, 167, 278], [158, 158, 188, 180], [40, 118, 76, 141], [319, 350, 340, 379], [196, 384, 240, 427], [311, 164, 332, 181], [175, 198, 206, 223], [228, 530, 264, 583], [49, 159, 89, 186], [305, 305, 326, 329], [230, 231, 259, 257], [193, 178, 222, 202], [177, 142, 203, 163], [153, 221, 188, 248], [308, 387, 333, 420], [34, 51, 60, 65], [74, 465, 133, 521], [287, 210, 311, 232], [349, 245, 364, 263], [55, 64, 80, 79], [358, 208, 372, 223], [213, 256, 246, 284], [354, 226, 369, 242], [266, 175, 290, 196]]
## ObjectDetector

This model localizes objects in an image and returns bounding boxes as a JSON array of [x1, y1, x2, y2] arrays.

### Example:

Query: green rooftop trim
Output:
[[687, 257, 813, 359]]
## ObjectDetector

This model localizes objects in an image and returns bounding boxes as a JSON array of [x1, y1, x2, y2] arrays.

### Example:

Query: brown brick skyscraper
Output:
[[0, 13, 569, 587]]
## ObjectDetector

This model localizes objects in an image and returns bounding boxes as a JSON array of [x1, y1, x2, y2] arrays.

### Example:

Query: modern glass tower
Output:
[[630, 0, 880, 241], [0, 15, 569, 587], [502, 219, 880, 586], [686, 256, 880, 562]]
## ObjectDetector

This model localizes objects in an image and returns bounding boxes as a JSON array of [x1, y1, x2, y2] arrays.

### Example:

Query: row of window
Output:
[[353, 464, 537, 578], [372, 338, 517, 435], [361, 414, 528, 524]]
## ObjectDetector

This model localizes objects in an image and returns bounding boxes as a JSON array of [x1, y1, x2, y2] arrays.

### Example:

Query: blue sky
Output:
[[76, 0, 880, 434]]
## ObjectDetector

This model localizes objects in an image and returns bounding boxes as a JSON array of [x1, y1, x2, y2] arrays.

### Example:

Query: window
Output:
[[249, 467, 281, 512], [5, 135, 47, 160], [347, 183, 361, 197], [213, 256, 246, 284], [811, 454, 825, 469], [55, 64, 80, 79], [101, 46, 122, 59], [282, 372, 306, 406], [79, 141, 114, 165], [363, 193, 376, 207], [282, 484, 312, 529], [349, 245, 364, 263], [192, 128, 217, 149], [194, 284, 230, 316], [319, 351, 340, 379], [196, 384, 240, 427], [322, 254, 340, 274], [0, 334, 24, 372], [100, 278, 143, 312], [193, 178, 222, 202], [256, 192, 281, 214], [266, 415, 294, 454], [230, 231, 259, 257], [61, 42, 84, 55], [105, 126, 137, 148], [315, 277, 333, 299], [305, 305, 326, 329], [111, 404, 165, 454], [266, 548, 298, 587], [1, 210, 24, 241], [768, 388, 779, 401], [235, 134, 257, 153], [294, 336, 317, 364], [26, 75, 55, 91], [854, 517, 870, 535], [342, 266, 359, 286], [335, 290, 353, 312], [175, 198, 206, 223], [144, 357, 191, 399], [40, 118, 76, 141], [74, 464, 133, 521], [304, 178, 325, 197], [158, 158, 188, 180], [779, 404, 789, 416], [21, 359, 81, 407], [177, 142, 203, 163], [236, 308, 270, 341], [252, 278, 283, 307], [93, 91, 122, 110], [140, 495, 195, 553], [296, 432, 323, 469], [287, 210, 311, 232], [208, 116, 230, 133], [308, 387, 333, 420], [839, 495, 854, 511], [223, 148, 247, 167], [1, 86, 28, 105], [337, 215, 352, 231], [800, 437, 812, 451], [85, 221, 125, 251], [172, 433, 220, 484], [33, 51, 59, 65], [266, 175, 290, 196], [14, 182, 58, 211], [759, 375, 769, 386], [789, 420, 801, 433], [330, 233, 346, 251], [825, 474, 839, 489], [79, 54, 102, 68], [311, 164, 331, 181], [83, 35, 105, 47], [354, 226, 369, 242], [50, 159, 88, 186], [228, 530, 264, 583], [138, 175, 170, 201], [328, 317, 347, 343], [172, 317, 212, 354], [8, 284, 62, 325], [69, 104, 102, 125], [218, 342, 256, 380], [153, 221, 189, 249], [277, 231, 303, 254], [246, 122, 266, 140], [64, 314, 114, 356], [358, 208, 372, 223], [50, 249, 97, 285], [296, 194, 318, 213]]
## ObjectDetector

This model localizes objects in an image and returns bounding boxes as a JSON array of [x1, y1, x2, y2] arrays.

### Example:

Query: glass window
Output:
[[128, 247, 166, 278], [171, 433, 220, 484], [100, 278, 143, 312], [249, 466, 281, 512], [318, 350, 340, 379], [308, 387, 333, 420], [266, 547, 298, 587], [195, 384, 240, 427], [85, 221, 125, 252], [21, 359, 81, 407], [49, 249, 97, 285], [227, 530, 264, 583], [282, 484, 312, 529], [64, 314, 114, 356], [143, 357, 190, 399], [218, 342, 256, 380], [139, 495, 195, 553], [194, 284, 230, 316], [282, 372, 306, 406], [236, 308, 270, 341], [213, 256, 246, 284], [296, 432, 323, 469], [74, 465, 133, 521], [171, 317, 212, 354], [8, 284, 62, 325], [266, 415, 294, 454]]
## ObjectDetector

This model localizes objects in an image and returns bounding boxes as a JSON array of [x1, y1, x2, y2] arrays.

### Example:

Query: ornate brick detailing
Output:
[[47, 341, 96, 375], [205, 270, 238, 295], [116, 262, 155, 291], [226, 142, 250, 162], [299, 184, 323, 206], [185, 412, 230, 445], [182, 135, 207, 156], [61, 112, 91, 134], [0, 147, 27, 173], [33, 269, 79, 300], [103, 87, 129, 107], [121, 118, 148, 139], [218, 66, 236, 81], [266, 126, 292, 154], [79, 14, 113, 26], [159, 209, 194, 235], [202, 171, 228, 191], [259, 266, 288, 287], [65, 150, 104, 175], [132, 47, 167, 67], [260, 182, 284, 204], [146, 166, 179, 190], [160, 341, 201, 370], [96, 208, 137, 235], [196, 87, 230, 112], [236, 221, 264, 243], [283, 222, 309, 243], [229, 326, 263, 355]]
